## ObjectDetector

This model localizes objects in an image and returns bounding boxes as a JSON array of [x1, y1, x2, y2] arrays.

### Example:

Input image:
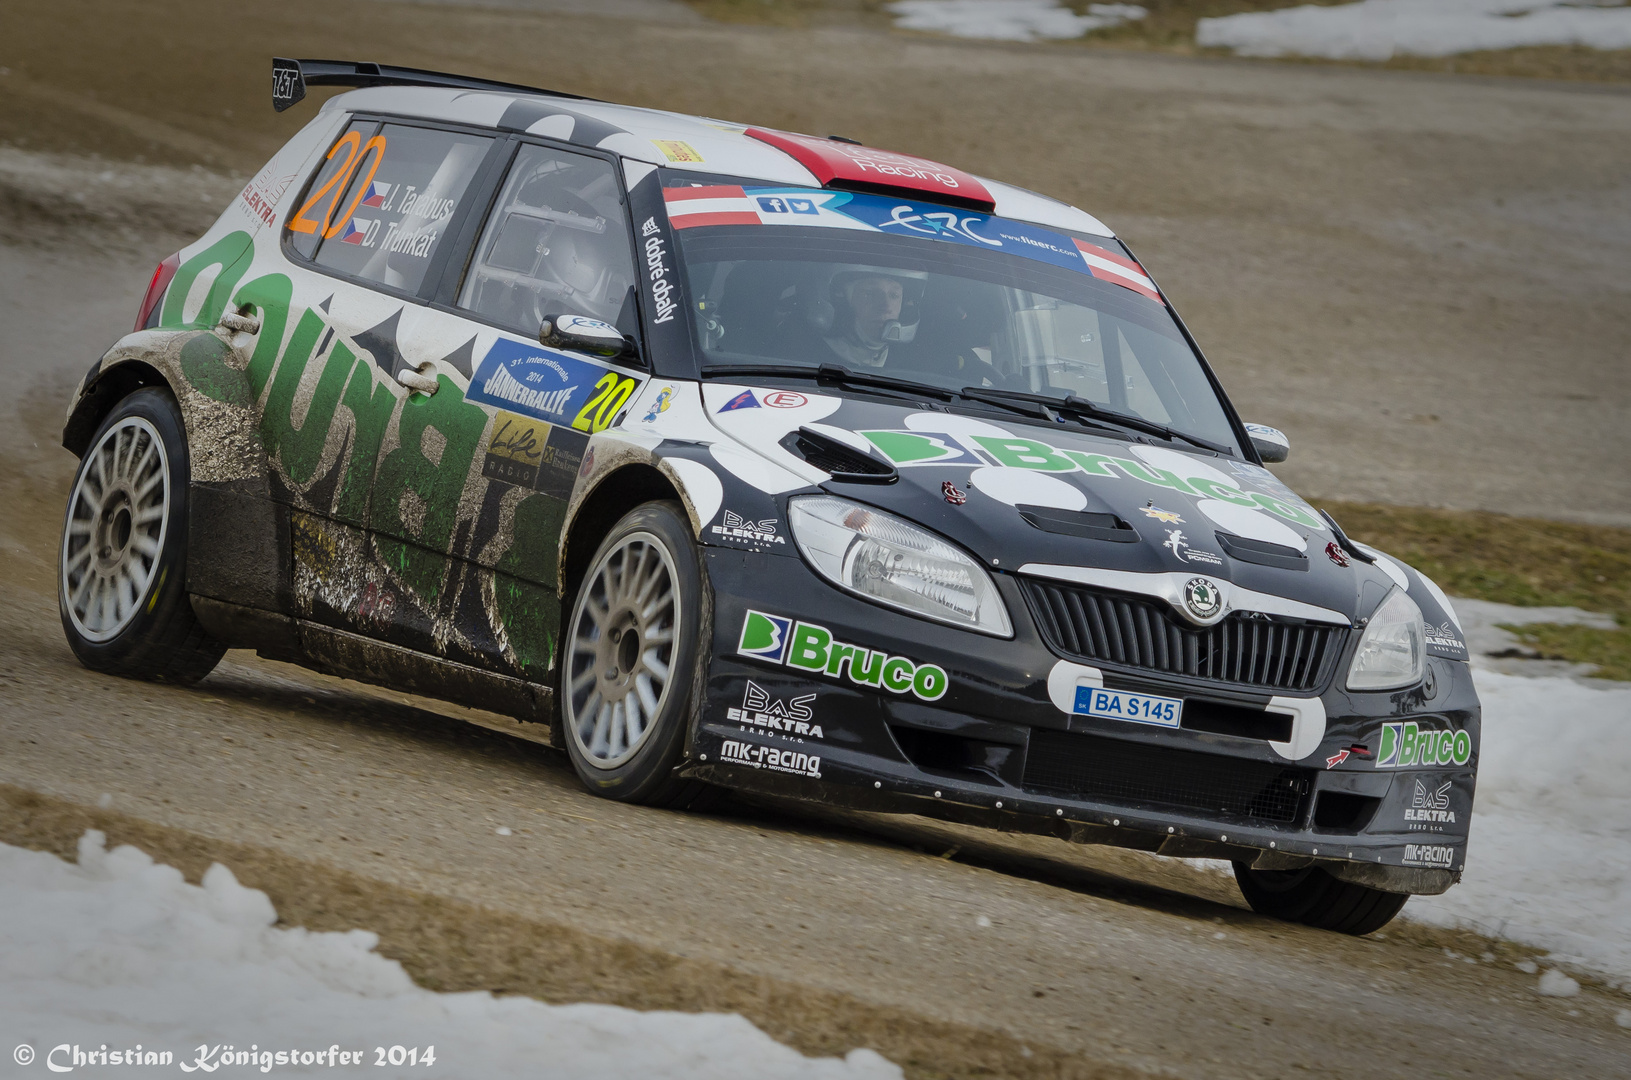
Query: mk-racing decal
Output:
[[662, 186, 1165, 304], [737, 611, 949, 701], [860, 429, 1326, 530]]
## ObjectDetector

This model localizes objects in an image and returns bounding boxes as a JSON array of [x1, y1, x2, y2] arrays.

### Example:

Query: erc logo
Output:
[[737, 611, 949, 701]]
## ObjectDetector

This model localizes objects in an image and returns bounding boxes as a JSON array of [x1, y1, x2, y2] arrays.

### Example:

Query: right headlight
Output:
[[1346, 586, 1426, 691], [787, 495, 1013, 637]]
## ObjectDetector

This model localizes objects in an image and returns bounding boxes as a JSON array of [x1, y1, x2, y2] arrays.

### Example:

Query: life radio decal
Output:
[[661, 185, 1166, 305], [481, 411, 590, 500], [737, 611, 948, 701]]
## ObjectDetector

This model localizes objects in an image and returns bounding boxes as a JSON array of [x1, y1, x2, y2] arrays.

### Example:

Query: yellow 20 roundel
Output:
[[572, 373, 639, 433]]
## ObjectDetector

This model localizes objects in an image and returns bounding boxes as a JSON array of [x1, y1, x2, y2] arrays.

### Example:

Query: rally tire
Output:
[[1232, 862, 1409, 936], [559, 500, 711, 808], [58, 387, 225, 684]]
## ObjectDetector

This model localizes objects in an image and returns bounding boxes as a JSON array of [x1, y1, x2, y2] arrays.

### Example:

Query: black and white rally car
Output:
[[58, 59, 1478, 934]]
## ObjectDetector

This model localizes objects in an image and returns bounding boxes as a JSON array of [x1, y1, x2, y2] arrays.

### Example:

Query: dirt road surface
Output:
[[1, 171, 1628, 1080], [2, 4, 1629, 1077]]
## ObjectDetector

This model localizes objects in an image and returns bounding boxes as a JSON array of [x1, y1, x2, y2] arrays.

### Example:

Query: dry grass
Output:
[[1320, 501, 1631, 678]]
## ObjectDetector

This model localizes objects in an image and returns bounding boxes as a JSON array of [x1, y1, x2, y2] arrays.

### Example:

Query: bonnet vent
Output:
[[780, 427, 897, 483], [1216, 532, 1309, 572]]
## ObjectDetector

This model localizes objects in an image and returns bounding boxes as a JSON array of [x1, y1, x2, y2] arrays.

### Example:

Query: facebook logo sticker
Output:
[[756, 195, 820, 216]]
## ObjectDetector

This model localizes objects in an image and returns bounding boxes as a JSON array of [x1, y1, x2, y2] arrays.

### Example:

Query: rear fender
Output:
[[64, 328, 289, 619]]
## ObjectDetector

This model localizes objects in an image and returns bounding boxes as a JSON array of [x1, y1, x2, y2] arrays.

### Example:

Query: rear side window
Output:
[[458, 144, 636, 340], [289, 122, 493, 295]]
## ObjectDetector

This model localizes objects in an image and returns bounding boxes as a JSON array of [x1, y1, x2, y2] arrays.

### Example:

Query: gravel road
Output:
[[2, 6, 1629, 1076]]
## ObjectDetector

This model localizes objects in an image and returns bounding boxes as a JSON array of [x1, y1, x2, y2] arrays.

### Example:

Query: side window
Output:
[[291, 122, 493, 295], [286, 119, 376, 260], [458, 144, 636, 341]]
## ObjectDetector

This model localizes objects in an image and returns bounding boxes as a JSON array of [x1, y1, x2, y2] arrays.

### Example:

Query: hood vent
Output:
[[1217, 532, 1309, 571], [1018, 506, 1140, 543], [780, 427, 897, 483]]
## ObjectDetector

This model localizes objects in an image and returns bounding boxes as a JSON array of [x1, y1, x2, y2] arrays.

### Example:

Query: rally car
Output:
[[58, 58, 1478, 935]]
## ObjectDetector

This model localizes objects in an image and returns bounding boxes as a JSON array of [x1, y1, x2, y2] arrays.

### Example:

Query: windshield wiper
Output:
[[699, 363, 957, 402], [957, 386, 1233, 454]]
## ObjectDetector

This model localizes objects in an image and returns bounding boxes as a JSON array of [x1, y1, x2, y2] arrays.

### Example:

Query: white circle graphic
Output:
[[1195, 499, 1307, 551], [969, 468, 1087, 510]]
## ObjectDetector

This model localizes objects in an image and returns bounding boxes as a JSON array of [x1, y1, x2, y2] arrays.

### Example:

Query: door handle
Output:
[[217, 309, 262, 335], [396, 364, 438, 396]]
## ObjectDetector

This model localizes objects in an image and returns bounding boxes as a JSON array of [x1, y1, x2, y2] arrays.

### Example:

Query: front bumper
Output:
[[684, 549, 1480, 896]]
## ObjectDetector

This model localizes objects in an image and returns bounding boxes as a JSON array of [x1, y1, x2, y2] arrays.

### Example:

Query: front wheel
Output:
[[1232, 862, 1408, 936], [58, 387, 225, 683], [559, 500, 711, 808]]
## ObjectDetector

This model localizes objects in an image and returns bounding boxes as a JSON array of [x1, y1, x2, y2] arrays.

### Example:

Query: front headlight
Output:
[[787, 495, 1013, 637], [1346, 587, 1425, 690]]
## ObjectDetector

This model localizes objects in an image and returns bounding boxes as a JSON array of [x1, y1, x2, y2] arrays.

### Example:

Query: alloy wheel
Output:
[[565, 531, 681, 769], [61, 416, 170, 643]]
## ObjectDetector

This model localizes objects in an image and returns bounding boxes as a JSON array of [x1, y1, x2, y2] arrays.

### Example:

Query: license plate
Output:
[[1072, 685, 1183, 729]]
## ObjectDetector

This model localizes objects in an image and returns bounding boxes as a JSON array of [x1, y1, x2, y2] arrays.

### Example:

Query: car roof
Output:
[[321, 86, 1115, 238]]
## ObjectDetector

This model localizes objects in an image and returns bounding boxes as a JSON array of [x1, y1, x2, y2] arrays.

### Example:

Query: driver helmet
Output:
[[806, 265, 926, 346]]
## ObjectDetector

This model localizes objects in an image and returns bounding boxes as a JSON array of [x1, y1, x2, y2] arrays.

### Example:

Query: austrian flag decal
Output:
[[1074, 240, 1163, 304]]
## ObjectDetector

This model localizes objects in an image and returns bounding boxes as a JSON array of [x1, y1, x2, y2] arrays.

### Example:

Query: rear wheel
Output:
[[59, 387, 224, 683], [560, 501, 712, 808], [1232, 862, 1408, 936]]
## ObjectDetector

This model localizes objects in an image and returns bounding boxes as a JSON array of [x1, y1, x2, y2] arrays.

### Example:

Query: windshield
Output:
[[664, 179, 1241, 453]]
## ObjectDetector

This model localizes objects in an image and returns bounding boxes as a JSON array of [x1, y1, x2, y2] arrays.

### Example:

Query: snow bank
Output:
[[887, 0, 1146, 42], [1407, 669, 1631, 987], [1197, 0, 1631, 61], [0, 832, 900, 1078]]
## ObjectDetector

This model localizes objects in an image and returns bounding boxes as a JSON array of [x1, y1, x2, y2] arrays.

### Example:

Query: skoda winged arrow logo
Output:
[[1183, 577, 1223, 622]]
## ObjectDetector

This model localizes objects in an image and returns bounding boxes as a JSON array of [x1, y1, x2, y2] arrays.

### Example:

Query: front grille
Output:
[[1025, 728, 1312, 824], [1021, 578, 1344, 692]]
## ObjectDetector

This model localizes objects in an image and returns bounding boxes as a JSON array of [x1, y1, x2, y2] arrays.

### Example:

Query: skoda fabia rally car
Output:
[[59, 59, 1478, 935]]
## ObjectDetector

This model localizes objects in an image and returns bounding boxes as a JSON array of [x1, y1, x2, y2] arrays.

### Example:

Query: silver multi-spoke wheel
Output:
[[565, 531, 681, 769], [61, 416, 170, 643]]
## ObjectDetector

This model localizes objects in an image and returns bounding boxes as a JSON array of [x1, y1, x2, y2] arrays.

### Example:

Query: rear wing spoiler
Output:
[[271, 57, 600, 112]]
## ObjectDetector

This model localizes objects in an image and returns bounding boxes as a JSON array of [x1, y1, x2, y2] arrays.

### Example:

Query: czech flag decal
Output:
[[337, 217, 372, 246], [360, 181, 392, 209]]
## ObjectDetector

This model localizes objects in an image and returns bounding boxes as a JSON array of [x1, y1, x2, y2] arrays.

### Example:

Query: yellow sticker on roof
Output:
[[652, 140, 704, 164]]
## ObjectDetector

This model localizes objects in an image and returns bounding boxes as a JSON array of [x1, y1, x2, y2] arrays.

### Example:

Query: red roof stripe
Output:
[[743, 128, 994, 212]]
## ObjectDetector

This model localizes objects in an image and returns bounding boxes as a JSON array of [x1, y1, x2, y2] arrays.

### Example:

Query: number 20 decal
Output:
[[288, 131, 387, 238], [572, 373, 638, 433]]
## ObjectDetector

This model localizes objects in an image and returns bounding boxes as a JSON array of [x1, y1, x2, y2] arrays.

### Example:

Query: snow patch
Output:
[[0, 831, 901, 1078], [1198, 1, 1631, 62], [1537, 968, 1582, 997], [888, 0, 1146, 42], [1406, 668, 1631, 988]]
